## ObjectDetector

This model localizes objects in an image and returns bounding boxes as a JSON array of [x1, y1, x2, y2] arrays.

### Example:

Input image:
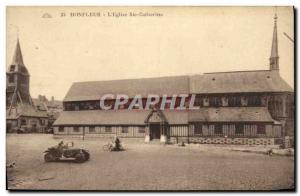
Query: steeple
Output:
[[11, 37, 24, 66], [6, 37, 32, 109], [269, 13, 279, 71]]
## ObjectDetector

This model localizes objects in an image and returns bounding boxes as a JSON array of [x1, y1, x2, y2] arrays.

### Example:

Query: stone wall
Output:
[[169, 137, 276, 145]]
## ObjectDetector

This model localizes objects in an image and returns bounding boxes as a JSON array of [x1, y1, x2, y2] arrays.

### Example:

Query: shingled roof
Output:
[[63, 70, 293, 102], [6, 104, 48, 119], [53, 106, 274, 126], [53, 110, 189, 126], [8, 38, 29, 75], [190, 70, 293, 94], [64, 75, 189, 102], [32, 98, 63, 111], [188, 107, 275, 122]]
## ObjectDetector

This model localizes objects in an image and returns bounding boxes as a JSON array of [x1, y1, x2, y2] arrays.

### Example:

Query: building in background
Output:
[[6, 39, 62, 133], [32, 95, 63, 127], [53, 14, 294, 146]]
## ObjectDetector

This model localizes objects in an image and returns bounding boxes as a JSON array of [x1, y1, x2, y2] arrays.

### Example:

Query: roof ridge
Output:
[[70, 69, 279, 84], [72, 74, 190, 84], [204, 70, 271, 74]]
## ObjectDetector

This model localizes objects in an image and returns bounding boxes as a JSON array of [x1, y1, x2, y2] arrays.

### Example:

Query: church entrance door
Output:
[[150, 123, 161, 140]]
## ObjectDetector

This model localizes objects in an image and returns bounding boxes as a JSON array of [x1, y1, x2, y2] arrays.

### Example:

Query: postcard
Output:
[[6, 6, 294, 191]]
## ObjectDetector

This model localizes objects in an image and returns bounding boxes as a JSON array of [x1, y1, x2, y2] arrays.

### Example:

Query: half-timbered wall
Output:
[[169, 125, 189, 137], [54, 125, 146, 138], [170, 123, 281, 138], [7, 117, 49, 133], [54, 123, 281, 139], [268, 93, 294, 137], [194, 93, 265, 107], [168, 123, 282, 145]]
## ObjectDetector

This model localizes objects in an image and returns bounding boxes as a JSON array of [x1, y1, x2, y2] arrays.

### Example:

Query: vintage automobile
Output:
[[44, 141, 90, 163]]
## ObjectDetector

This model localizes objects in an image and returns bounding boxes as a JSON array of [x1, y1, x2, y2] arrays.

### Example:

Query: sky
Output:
[[6, 6, 294, 100]]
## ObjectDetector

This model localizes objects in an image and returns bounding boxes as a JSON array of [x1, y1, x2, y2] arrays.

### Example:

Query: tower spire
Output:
[[269, 12, 279, 70], [11, 37, 24, 66]]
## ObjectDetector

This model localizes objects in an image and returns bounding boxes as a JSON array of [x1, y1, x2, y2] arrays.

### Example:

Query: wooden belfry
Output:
[[7, 38, 34, 114]]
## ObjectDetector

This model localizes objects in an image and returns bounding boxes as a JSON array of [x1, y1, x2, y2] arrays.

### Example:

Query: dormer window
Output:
[[10, 65, 15, 72]]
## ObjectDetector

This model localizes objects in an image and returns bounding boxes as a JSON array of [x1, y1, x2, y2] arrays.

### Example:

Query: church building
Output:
[[53, 14, 294, 145], [6, 39, 49, 132]]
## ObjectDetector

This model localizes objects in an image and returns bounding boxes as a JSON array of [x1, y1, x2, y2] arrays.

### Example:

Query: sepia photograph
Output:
[[5, 6, 294, 191]]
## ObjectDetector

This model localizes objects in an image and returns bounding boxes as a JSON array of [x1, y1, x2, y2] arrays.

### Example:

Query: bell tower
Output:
[[6, 38, 32, 111]]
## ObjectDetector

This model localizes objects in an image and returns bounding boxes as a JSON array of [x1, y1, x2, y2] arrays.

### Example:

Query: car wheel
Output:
[[75, 153, 85, 163], [83, 151, 90, 161], [44, 153, 55, 162]]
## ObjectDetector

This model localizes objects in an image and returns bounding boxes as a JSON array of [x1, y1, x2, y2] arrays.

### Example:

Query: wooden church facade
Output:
[[53, 14, 294, 145], [53, 78, 292, 146]]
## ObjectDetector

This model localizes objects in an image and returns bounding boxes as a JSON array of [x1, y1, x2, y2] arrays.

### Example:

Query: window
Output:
[[194, 123, 202, 135], [30, 120, 37, 125], [221, 97, 229, 106], [10, 65, 15, 72], [138, 126, 145, 133], [194, 96, 202, 107], [89, 126, 95, 132], [122, 126, 129, 133], [105, 126, 112, 133], [64, 103, 72, 111], [248, 95, 261, 106], [228, 96, 241, 107], [235, 124, 244, 134], [214, 124, 223, 135], [79, 102, 88, 110], [257, 124, 266, 134], [203, 97, 209, 107], [241, 96, 248, 106], [20, 119, 27, 126], [40, 119, 45, 125], [59, 126, 64, 132], [73, 127, 79, 132], [209, 97, 222, 107], [88, 104, 95, 110]]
